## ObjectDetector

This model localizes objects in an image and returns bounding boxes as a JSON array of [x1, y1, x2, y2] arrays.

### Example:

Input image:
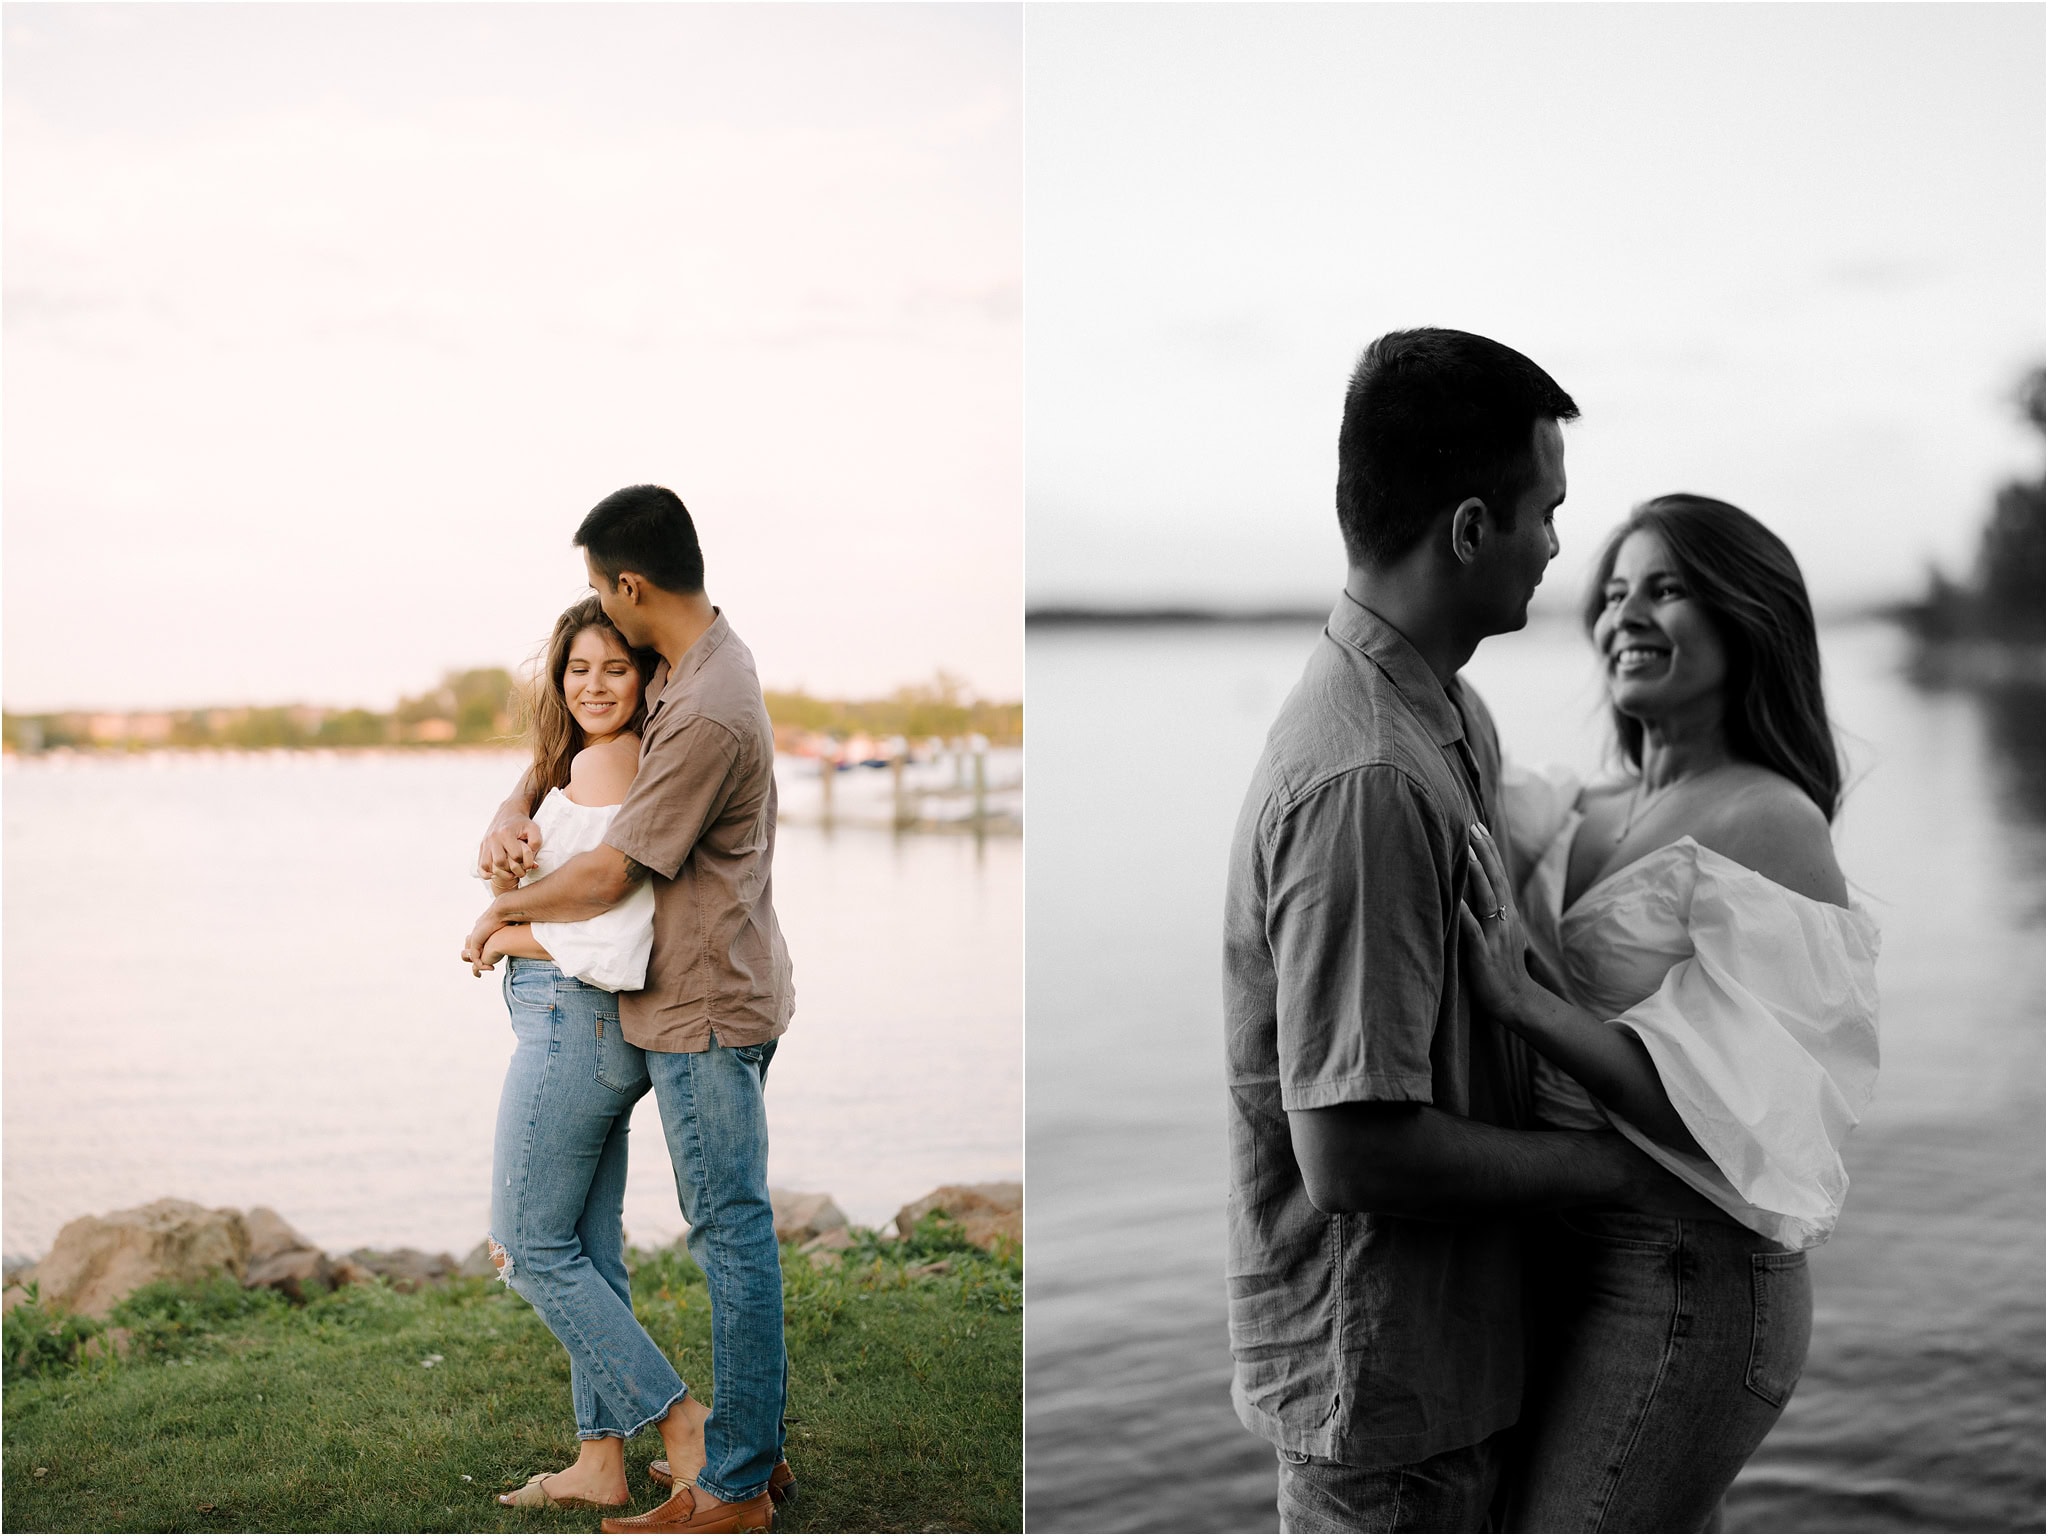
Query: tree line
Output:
[[3, 669, 1021, 753]]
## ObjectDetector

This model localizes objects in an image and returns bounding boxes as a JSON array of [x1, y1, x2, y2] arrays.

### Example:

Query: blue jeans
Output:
[[1505, 1209, 1813, 1533], [1277, 1430, 1511, 1532], [644, 1033, 788, 1505], [491, 960, 688, 1440]]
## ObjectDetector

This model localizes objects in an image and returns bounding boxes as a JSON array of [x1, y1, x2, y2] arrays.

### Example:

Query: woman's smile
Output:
[[1610, 642, 1671, 676], [562, 627, 643, 744], [1595, 530, 1727, 714]]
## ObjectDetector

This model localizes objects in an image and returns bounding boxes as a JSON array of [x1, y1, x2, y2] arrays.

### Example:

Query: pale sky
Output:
[[4, 3, 1021, 713], [1026, 3, 2046, 615]]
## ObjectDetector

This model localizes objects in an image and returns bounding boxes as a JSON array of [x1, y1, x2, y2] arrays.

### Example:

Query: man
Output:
[[1222, 329, 1701, 1532], [466, 484, 794, 1535]]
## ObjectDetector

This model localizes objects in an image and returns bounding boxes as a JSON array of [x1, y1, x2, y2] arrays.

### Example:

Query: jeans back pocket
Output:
[[1745, 1248, 1813, 1407], [593, 1006, 649, 1096]]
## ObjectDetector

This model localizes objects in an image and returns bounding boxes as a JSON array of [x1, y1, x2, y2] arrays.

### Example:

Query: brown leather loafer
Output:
[[600, 1484, 774, 1534], [647, 1458, 795, 1507]]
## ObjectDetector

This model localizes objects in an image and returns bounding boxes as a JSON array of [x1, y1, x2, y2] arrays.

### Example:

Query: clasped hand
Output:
[[478, 817, 544, 883], [464, 816, 543, 976], [462, 907, 515, 977]]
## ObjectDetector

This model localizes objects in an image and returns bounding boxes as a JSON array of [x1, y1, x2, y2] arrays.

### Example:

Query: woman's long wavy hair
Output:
[[1581, 494, 1844, 822], [518, 597, 659, 814]]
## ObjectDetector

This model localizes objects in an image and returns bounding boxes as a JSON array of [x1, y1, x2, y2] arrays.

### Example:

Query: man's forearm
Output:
[[489, 848, 636, 925], [1506, 987, 1705, 1157], [489, 782, 532, 831], [1290, 1102, 1640, 1220]]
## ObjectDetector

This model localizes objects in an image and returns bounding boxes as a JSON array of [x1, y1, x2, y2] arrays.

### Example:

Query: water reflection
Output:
[[1028, 620, 2045, 1534], [1974, 681, 2046, 828], [1902, 663, 2044, 918]]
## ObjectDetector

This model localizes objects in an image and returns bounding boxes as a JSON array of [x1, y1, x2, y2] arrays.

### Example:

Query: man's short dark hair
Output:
[[575, 484, 705, 595], [1335, 328, 1580, 568]]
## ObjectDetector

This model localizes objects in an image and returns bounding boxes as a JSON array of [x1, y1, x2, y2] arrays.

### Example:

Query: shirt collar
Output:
[[648, 609, 728, 714], [1326, 590, 1466, 748]]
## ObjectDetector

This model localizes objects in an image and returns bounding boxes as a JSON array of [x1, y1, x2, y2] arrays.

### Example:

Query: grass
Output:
[[2, 1219, 1020, 1533]]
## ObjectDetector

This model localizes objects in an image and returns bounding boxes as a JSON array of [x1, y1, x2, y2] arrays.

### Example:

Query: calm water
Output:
[[1025, 617, 2044, 1533], [3, 751, 1020, 1260]]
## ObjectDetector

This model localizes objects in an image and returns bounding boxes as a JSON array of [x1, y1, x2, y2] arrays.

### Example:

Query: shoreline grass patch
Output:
[[3, 1222, 1019, 1533]]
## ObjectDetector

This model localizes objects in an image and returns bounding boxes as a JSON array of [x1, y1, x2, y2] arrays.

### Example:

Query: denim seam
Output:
[[678, 1046, 774, 1509], [1744, 1252, 1801, 1408], [518, 1221, 660, 1435], [528, 1219, 654, 1435], [1593, 1228, 1688, 1532], [504, 983, 676, 1440], [512, 995, 627, 1436], [698, 1062, 766, 1505]]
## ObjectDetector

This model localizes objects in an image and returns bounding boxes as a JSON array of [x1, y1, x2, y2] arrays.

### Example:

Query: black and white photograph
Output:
[[1026, 5, 2042, 1532]]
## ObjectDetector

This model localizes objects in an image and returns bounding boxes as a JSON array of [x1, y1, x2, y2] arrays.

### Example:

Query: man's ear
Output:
[[612, 571, 645, 606], [1447, 497, 1490, 567]]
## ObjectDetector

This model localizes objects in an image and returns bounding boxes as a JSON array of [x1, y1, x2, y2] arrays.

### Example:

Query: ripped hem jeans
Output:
[[491, 958, 688, 1440]]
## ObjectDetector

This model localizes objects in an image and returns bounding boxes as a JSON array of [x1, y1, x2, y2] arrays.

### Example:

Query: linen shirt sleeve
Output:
[[604, 714, 741, 881], [1268, 765, 1450, 1112], [1608, 852, 1882, 1250]]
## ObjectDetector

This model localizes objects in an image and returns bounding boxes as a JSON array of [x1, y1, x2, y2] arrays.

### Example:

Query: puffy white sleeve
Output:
[[1607, 849, 1881, 1251], [530, 881, 655, 993]]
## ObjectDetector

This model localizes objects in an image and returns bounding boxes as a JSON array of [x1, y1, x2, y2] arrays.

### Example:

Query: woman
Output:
[[467, 597, 703, 1512], [1458, 496, 1881, 1532]]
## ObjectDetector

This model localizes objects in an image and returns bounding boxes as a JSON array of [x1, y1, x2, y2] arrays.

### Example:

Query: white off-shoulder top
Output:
[[522, 787, 655, 993], [1501, 764, 1881, 1251]]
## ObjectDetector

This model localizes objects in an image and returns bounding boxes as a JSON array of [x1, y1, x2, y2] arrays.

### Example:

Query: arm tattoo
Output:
[[621, 854, 650, 885]]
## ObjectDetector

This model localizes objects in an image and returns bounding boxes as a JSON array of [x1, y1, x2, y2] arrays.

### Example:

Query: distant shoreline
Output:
[[1, 742, 530, 759], [1026, 604, 1327, 628], [1026, 601, 1910, 629]]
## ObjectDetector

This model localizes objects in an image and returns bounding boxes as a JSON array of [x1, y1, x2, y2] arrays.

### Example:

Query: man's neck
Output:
[[641, 592, 719, 674], [1344, 564, 1481, 690]]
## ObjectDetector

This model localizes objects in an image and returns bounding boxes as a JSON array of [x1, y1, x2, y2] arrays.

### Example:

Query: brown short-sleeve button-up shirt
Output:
[[605, 611, 794, 1052], [1222, 593, 1535, 1470]]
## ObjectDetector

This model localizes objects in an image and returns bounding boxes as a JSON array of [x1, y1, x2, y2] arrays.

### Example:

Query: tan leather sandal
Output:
[[497, 1472, 625, 1510]]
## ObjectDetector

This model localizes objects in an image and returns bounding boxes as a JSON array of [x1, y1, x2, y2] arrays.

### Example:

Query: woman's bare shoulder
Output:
[[567, 734, 641, 807], [1692, 769, 1847, 906], [1578, 773, 1633, 805]]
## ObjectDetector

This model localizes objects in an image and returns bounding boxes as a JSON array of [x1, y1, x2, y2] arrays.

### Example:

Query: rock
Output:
[[2, 1284, 30, 1315], [344, 1248, 457, 1293], [893, 1183, 1022, 1253], [457, 1241, 502, 1281], [245, 1246, 333, 1303], [770, 1190, 850, 1245], [30, 1199, 251, 1318], [239, 1207, 334, 1301], [799, 1225, 856, 1269], [243, 1207, 316, 1265], [329, 1256, 377, 1288]]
